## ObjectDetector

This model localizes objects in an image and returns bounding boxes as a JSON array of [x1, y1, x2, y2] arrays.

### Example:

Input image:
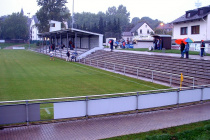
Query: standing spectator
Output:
[[180, 41, 185, 58], [159, 39, 162, 50], [185, 42, 190, 59], [200, 40, 205, 57], [109, 39, 113, 51], [122, 41, 126, 49], [157, 39, 160, 50], [66, 51, 70, 61]]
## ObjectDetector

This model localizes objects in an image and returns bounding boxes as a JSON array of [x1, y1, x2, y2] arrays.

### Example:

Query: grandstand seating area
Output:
[[80, 50, 210, 87]]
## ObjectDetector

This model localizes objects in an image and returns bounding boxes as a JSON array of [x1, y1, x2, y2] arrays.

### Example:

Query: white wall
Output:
[[173, 17, 209, 41], [49, 20, 62, 32], [135, 23, 153, 40], [30, 19, 40, 40]]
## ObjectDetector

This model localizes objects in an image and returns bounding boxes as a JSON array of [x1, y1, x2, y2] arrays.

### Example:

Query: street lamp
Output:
[[160, 23, 164, 34], [27, 13, 31, 49]]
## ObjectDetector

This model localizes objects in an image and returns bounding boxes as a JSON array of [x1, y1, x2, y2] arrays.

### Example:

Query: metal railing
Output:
[[80, 58, 195, 87], [0, 85, 209, 126]]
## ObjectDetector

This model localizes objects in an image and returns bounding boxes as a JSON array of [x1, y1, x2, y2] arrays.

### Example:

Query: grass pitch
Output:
[[0, 50, 168, 101]]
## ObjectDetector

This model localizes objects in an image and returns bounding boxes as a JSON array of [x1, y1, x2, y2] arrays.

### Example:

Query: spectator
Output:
[[180, 41, 185, 58], [200, 40, 205, 57], [109, 39, 114, 51], [66, 51, 70, 61], [185, 42, 190, 59]]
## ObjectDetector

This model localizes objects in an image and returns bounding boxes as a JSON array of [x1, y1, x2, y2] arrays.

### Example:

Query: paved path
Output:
[[1, 102, 210, 140], [104, 48, 210, 60]]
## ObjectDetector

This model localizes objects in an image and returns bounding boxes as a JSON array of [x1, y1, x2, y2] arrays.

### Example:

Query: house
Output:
[[30, 15, 41, 41], [121, 22, 154, 48], [122, 22, 154, 42], [171, 5, 210, 52]]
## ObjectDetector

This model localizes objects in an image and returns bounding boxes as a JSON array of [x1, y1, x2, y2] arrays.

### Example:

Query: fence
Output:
[[0, 85, 210, 126], [79, 58, 195, 87]]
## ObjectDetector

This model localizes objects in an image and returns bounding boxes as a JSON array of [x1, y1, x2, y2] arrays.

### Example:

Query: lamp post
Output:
[[72, 0, 74, 28], [160, 23, 164, 34], [27, 13, 31, 49]]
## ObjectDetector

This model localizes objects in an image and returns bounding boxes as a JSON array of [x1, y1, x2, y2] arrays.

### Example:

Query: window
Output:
[[180, 27, 187, 35], [145, 25, 147, 28], [147, 29, 150, 34], [140, 29, 142, 34], [187, 12, 191, 18], [50, 23, 55, 27], [191, 25, 199, 34]]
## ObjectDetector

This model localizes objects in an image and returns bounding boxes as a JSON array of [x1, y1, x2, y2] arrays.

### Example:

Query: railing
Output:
[[0, 85, 210, 126], [79, 58, 195, 87]]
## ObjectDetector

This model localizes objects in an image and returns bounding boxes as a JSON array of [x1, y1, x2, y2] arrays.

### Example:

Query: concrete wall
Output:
[[134, 41, 153, 49]]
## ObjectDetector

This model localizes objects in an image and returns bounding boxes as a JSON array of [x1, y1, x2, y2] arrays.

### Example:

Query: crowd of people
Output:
[[180, 40, 206, 58], [49, 40, 78, 61]]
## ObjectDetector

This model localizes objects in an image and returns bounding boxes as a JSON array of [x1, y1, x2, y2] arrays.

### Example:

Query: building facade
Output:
[[30, 16, 41, 41], [171, 5, 210, 53], [172, 5, 210, 41], [122, 22, 154, 42]]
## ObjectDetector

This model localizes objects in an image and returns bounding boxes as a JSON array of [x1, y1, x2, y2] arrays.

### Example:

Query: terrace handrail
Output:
[[81, 58, 195, 79], [0, 84, 209, 104]]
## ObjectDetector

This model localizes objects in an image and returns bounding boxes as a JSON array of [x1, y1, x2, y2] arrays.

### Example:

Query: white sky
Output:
[[0, 0, 210, 23]]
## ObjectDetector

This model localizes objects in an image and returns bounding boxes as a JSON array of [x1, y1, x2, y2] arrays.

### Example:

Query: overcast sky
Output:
[[0, 0, 210, 23]]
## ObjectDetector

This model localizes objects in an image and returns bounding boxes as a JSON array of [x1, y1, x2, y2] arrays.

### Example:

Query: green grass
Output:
[[104, 120, 210, 140], [0, 50, 168, 101], [0, 43, 37, 49], [123, 48, 210, 56]]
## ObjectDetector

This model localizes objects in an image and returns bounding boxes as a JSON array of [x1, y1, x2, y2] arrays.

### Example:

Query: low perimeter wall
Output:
[[0, 86, 210, 125]]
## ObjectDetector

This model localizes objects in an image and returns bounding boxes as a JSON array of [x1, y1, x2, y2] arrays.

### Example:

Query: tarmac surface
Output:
[[1, 49, 210, 140], [0, 102, 210, 140], [104, 48, 210, 60]]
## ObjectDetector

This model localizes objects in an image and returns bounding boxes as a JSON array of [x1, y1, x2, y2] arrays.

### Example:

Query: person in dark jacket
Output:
[[109, 39, 114, 51], [200, 40, 205, 57], [180, 41, 185, 58], [185, 42, 190, 59]]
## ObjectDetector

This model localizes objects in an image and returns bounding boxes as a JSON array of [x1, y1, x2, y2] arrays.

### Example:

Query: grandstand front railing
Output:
[[79, 58, 195, 87], [0, 85, 210, 126]]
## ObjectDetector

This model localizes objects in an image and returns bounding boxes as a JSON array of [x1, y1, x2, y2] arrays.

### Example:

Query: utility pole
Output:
[[27, 13, 31, 49], [72, 0, 74, 29]]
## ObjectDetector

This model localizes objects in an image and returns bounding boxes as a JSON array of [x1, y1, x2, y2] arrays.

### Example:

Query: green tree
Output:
[[131, 17, 140, 25], [36, 0, 70, 32], [1, 13, 28, 40]]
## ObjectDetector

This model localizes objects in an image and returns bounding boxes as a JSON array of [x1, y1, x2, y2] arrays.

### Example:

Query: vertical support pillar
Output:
[[177, 90, 180, 108], [136, 92, 139, 113], [75, 32, 77, 53], [152, 71, 154, 82], [137, 69, 139, 79], [67, 32, 69, 52], [25, 100, 29, 125], [170, 74, 172, 87], [201, 87, 204, 103], [193, 78, 195, 89], [124, 66, 126, 75], [85, 96, 88, 119]]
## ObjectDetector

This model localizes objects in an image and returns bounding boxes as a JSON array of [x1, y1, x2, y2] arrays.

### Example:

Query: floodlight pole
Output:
[[72, 0, 74, 29], [27, 13, 31, 49]]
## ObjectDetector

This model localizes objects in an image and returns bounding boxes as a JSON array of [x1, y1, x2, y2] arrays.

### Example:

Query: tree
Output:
[[1, 13, 28, 40], [36, 0, 70, 32], [131, 17, 140, 25]]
